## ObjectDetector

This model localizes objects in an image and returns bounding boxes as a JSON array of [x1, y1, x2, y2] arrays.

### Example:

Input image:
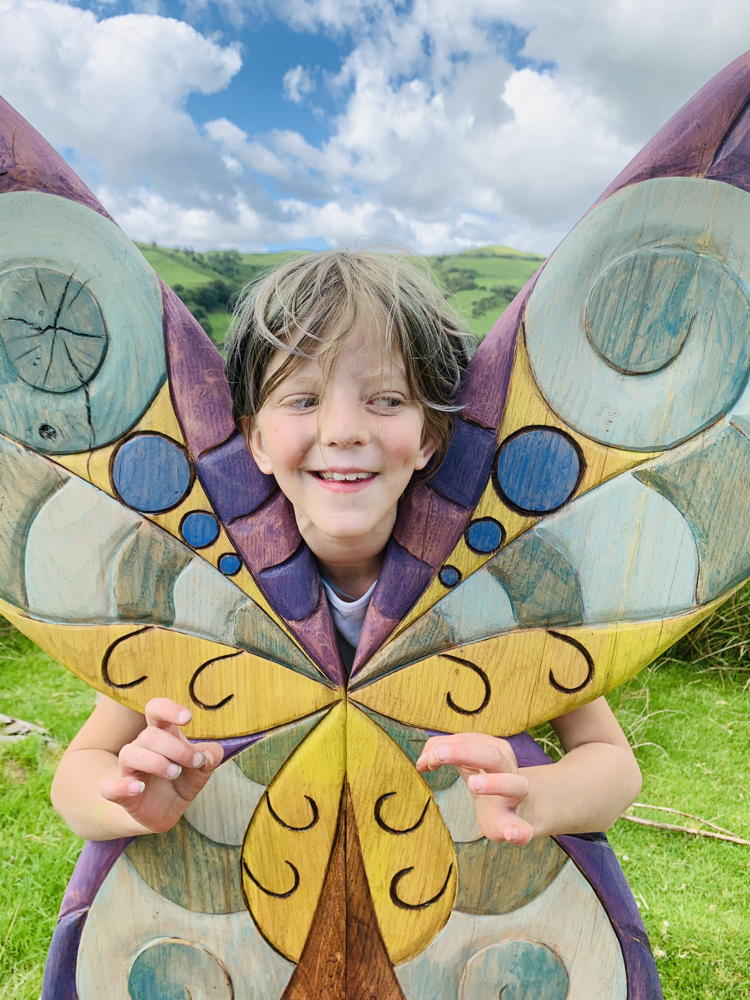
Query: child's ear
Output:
[[414, 435, 438, 471], [241, 415, 274, 475]]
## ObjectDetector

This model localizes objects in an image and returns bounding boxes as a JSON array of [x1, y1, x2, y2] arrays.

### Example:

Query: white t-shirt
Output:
[[321, 577, 376, 650]]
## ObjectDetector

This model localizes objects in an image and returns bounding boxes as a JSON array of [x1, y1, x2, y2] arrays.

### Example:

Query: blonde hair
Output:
[[225, 249, 475, 465]]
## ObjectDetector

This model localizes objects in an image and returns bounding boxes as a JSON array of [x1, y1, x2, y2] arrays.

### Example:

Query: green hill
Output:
[[137, 243, 546, 346]]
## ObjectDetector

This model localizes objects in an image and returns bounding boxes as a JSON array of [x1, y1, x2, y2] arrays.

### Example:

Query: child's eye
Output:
[[288, 395, 319, 410], [371, 393, 403, 409]]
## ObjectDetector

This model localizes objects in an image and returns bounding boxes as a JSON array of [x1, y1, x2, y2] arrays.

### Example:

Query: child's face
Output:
[[248, 319, 436, 571]]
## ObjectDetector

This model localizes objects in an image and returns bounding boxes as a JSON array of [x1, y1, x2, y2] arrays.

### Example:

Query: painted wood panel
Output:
[[7, 46, 750, 1000]]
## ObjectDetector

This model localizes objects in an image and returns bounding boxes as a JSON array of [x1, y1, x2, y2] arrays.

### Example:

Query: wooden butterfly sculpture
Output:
[[3, 48, 750, 1000]]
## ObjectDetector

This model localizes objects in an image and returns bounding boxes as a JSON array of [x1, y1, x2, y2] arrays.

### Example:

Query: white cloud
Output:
[[283, 65, 315, 103], [4, 1, 750, 254], [0, 0, 241, 200]]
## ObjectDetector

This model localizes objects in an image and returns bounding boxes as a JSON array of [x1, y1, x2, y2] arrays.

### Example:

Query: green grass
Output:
[[0, 628, 94, 999], [136, 244, 226, 288], [2, 588, 749, 997]]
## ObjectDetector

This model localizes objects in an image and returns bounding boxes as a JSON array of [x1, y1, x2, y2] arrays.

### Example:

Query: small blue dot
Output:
[[439, 565, 461, 588], [219, 553, 242, 576], [181, 511, 220, 549], [465, 518, 504, 554], [112, 434, 191, 513]]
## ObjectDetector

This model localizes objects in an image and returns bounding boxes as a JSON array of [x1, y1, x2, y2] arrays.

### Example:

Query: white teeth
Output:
[[319, 471, 372, 481]]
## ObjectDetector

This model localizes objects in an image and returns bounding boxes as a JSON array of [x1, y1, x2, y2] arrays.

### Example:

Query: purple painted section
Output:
[[290, 593, 345, 686], [706, 92, 750, 192], [42, 910, 85, 1000], [259, 544, 321, 621], [162, 286, 236, 457], [557, 831, 662, 1000], [393, 488, 469, 565], [459, 286, 527, 429], [600, 50, 750, 202], [229, 489, 300, 571], [57, 838, 132, 919], [0, 98, 111, 220], [428, 417, 497, 509], [196, 431, 276, 522], [42, 839, 131, 1000], [372, 538, 434, 621], [351, 602, 400, 675]]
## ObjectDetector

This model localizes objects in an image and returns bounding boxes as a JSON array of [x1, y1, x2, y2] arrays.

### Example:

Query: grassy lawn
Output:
[[1, 587, 749, 998]]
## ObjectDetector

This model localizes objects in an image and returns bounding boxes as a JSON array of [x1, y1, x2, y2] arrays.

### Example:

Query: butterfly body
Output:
[[4, 49, 750, 1000]]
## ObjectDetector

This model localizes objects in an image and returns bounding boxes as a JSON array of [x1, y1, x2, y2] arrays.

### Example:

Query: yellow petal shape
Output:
[[241, 702, 345, 962], [352, 601, 724, 737], [346, 704, 456, 964], [0, 599, 337, 739]]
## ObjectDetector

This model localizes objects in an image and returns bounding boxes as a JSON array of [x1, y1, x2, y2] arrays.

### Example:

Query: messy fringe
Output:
[[225, 248, 476, 465]]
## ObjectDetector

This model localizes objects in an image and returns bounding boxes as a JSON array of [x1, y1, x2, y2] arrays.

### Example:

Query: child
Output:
[[51, 249, 641, 848]]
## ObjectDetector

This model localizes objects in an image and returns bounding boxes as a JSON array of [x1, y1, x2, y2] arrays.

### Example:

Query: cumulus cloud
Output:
[[3, 0, 750, 253], [0, 0, 241, 201], [282, 65, 316, 103]]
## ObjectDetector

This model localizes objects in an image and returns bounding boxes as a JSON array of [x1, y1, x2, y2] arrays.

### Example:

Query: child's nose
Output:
[[318, 395, 371, 448]]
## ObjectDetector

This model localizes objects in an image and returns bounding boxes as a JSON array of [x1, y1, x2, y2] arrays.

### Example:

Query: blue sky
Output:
[[1, 1, 749, 253]]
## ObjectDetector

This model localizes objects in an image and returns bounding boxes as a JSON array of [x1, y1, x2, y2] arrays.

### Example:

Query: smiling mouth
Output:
[[314, 471, 376, 482]]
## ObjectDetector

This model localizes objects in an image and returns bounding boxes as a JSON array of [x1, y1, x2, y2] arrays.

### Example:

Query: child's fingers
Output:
[[118, 744, 187, 781], [191, 741, 224, 772], [171, 742, 224, 799], [470, 787, 534, 845], [133, 727, 203, 770], [143, 698, 192, 732], [416, 734, 517, 774], [99, 775, 147, 803], [466, 771, 528, 803]]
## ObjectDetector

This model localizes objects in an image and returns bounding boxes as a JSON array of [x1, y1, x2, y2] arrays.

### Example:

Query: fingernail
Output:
[[177, 710, 191, 725], [468, 775, 485, 792], [167, 764, 182, 779], [507, 827, 518, 843], [436, 744, 450, 762], [192, 752, 205, 768], [128, 780, 145, 795]]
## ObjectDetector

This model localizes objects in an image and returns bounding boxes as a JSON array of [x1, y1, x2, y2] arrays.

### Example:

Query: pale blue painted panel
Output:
[[434, 774, 482, 843], [537, 473, 699, 623], [525, 177, 750, 450], [183, 760, 264, 847], [0, 434, 65, 608], [0, 193, 165, 454], [171, 558, 248, 643], [634, 423, 750, 603], [25, 478, 139, 621], [435, 568, 517, 645], [396, 861, 626, 1000], [76, 857, 294, 1000]]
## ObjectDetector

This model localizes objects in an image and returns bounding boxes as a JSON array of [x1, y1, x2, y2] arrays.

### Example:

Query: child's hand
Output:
[[415, 733, 534, 845], [98, 698, 224, 835]]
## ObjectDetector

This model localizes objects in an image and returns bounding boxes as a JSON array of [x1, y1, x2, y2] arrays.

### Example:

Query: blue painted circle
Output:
[[496, 427, 580, 514], [219, 552, 242, 576], [181, 511, 220, 548], [585, 249, 712, 374], [461, 939, 569, 1000], [438, 565, 461, 588], [112, 435, 191, 513], [465, 518, 504, 554]]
